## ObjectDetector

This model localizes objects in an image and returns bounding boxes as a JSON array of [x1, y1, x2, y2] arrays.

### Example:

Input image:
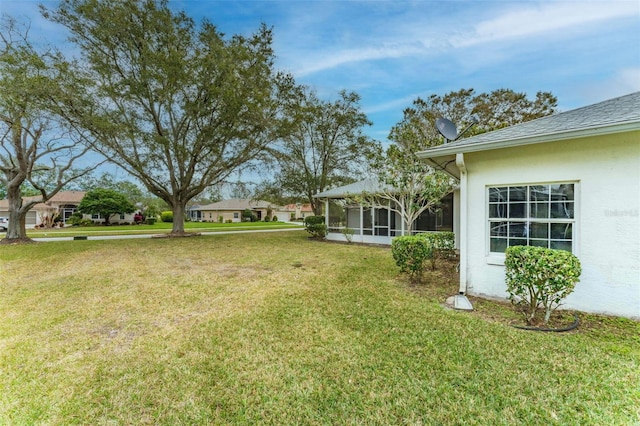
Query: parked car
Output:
[[0, 217, 8, 231]]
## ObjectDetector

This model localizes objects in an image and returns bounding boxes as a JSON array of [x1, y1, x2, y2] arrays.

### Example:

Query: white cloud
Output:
[[365, 92, 425, 115], [452, 1, 640, 47], [294, 42, 425, 77], [287, 1, 639, 77], [575, 67, 640, 104]]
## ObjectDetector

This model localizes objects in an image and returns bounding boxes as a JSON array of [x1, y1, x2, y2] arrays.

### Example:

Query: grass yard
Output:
[[0, 232, 638, 424], [9, 220, 302, 239]]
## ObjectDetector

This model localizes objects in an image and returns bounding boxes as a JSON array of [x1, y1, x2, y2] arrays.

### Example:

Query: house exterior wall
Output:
[[462, 131, 639, 318], [200, 210, 241, 222], [198, 208, 270, 223], [88, 212, 136, 225]]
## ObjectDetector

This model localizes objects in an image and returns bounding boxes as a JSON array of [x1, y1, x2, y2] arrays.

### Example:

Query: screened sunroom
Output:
[[314, 179, 457, 245]]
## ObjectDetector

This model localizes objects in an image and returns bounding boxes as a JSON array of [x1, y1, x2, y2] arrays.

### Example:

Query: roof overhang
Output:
[[418, 121, 640, 180]]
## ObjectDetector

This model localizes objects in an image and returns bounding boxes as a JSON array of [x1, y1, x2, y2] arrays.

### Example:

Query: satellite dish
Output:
[[436, 117, 459, 142]]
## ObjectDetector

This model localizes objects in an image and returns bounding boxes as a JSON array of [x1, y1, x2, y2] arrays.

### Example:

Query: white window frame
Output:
[[487, 182, 578, 255]]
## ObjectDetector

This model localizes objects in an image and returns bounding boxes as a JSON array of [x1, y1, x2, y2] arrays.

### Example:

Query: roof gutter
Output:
[[417, 121, 640, 159]]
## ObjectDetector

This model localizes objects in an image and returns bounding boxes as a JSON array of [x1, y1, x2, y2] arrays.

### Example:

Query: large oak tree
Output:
[[390, 88, 557, 149], [0, 17, 95, 242], [268, 89, 379, 215], [44, 0, 296, 235]]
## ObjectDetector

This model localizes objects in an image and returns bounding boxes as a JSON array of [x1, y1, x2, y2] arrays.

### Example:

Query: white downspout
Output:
[[324, 199, 329, 229], [451, 153, 473, 311], [456, 153, 468, 295]]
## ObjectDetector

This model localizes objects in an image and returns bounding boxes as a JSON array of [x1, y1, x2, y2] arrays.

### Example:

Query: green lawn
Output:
[[12, 220, 302, 238], [0, 232, 638, 424]]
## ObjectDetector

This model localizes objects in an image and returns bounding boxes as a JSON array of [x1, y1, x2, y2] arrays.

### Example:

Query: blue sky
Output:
[[2, 0, 639, 144]]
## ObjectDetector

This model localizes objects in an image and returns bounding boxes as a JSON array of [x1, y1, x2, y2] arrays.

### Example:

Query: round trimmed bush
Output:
[[505, 245, 581, 325], [160, 211, 173, 222]]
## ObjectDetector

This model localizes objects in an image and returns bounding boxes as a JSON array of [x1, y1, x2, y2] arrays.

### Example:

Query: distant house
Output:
[[314, 178, 455, 245], [0, 190, 136, 227], [189, 198, 277, 222], [275, 203, 315, 221], [418, 92, 640, 319]]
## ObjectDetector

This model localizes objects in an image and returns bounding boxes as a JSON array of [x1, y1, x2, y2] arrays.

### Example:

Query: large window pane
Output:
[[551, 184, 574, 201], [363, 208, 372, 229], [551, 201, 574, 219], [509, 238, 527, 247], [551, 223, 572, 239], [509, 187, 526, 201], [489, 203, 507, 218], [530, 202, 549, 218], [490, 221, 508, 237], [490, 238, 507, 252], [346, 207, 361, 232], [509, 222, 527, 237], [530, 185, 549, 201], [530, 222, 549, 239], [509, 202, 526, 218], [489, 187, 507, 202], [375, 208, 388, 227], [550, 240, 572, 252], [530, 239, 548, 248]]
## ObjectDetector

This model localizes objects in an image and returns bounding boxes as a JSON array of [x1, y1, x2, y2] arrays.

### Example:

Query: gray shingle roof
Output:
[[314, 178, 390, 198], [418, 91, 640, 157]]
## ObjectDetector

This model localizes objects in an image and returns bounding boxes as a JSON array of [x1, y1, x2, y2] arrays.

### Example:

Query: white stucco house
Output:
[[418, 92, 640, 319]]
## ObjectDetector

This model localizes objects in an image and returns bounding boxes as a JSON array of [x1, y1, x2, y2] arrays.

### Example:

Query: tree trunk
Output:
[[4, 182, 29, 241], [312, 200, 322, 216], [171, 203, 186, 234]]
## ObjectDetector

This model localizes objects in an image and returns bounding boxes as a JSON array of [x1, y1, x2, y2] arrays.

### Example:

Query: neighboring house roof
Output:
[[192, 198, 277, 211], [418, 91, 640, 177], [43, 190, 87, 204], [315, 178, 391, 198], [0, 190, 86, 211]]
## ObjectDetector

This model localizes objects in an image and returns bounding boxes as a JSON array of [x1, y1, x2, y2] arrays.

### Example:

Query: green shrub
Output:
[[272, 215, 278, 222], [145, 217, 156, 225], [218, 216, 224, 223], [505, 246, 581, 325], [391, 236, 433, 282], [225, 219, 233, 223], [242, 209, 257, 222], [416, 232, 456, 270], [160, 211, 173, 222], [304, 216, 327, 239], [263, 216, 271, 222], [342, 227, 355, 243], [67, 212, 84, 226]]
